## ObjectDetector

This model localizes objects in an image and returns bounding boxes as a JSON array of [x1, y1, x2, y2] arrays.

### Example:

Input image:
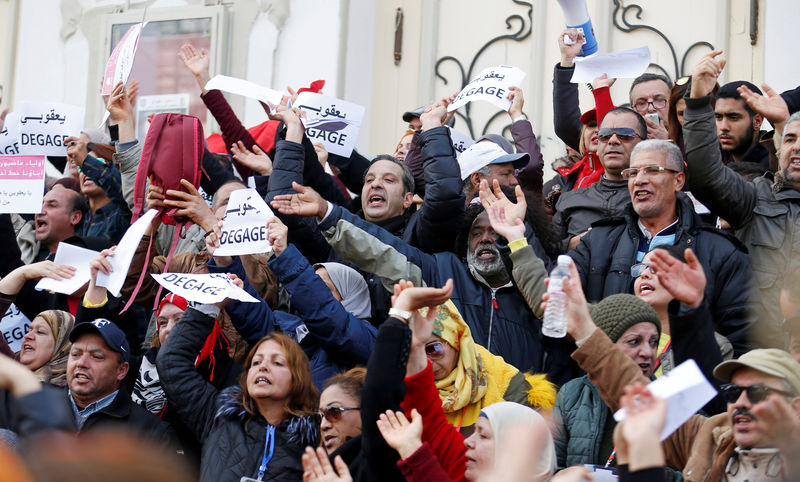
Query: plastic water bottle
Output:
[[543, 255, 572, 338]]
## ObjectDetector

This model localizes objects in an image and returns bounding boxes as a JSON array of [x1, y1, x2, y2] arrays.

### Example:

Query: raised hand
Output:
[[376, 409, 423, 459], [178, 44, 211, 92], [391, 279, 454, 349], [270, 182, 328, 219], [751, 394, 800, 478], [106, 81, 134, 123], [738, 83, 789, 126], [648, 248, 706, 308], [615, 382, 667, 471], [313, 143, 329, 167], [266, 217, 288, 256], [204, 219, 223, 257], [266, 96, 304, 143], [486, 205, 525, 243], [591, 73, 616, 90], [65, 136, 89, 167], [86, 247, 115, 305], [231, 141, 273, 176], [163, 179, 216, 232], [0, 261, 76, 297], [479, 179, 527, 226], [691, 50, 726, 98], [441, 91, 459, 126], [420, 100, 448, 131], [558, 28, 585, 67], [302, 446, 353, 482], [507, 86, 526, 123]]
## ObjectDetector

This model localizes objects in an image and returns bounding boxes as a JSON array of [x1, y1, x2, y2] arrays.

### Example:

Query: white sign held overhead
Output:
[[17, 102, 85, 156], [613, 359, 717, 441], [151, 272, 260, 304], [0, 155, 46, 214], [295, 92, 366, 157], [571, 46, 652, 83], [35, 243, 99, 295], [214, 188, 275, 256], [204, 75, 283, 107], [448, 66, 527, 113], [1, 303, 32, 354], [0, 112, 21, 155], [101, 23, 145, 95], [96, 209, 158, 296]]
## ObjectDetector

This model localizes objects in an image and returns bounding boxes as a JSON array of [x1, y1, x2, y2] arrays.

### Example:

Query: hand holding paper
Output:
[[34, 244, 98, 295], [151, 272, 259, 304], [213, 189, 275, 257], [448, 65, 527, 113], [570, 46, 651, 84], [97, 209, 159, 296]]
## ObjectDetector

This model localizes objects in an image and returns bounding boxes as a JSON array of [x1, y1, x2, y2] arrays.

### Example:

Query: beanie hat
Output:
[[590, 293, 661, 343]]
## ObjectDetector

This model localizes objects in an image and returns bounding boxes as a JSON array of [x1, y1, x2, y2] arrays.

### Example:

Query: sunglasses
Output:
[[425, 341, 446, 359], [319, 405, 360, 422], [719, 383, 795, 404], [631, 263, 655, 278], [597, 127, 641, 142]]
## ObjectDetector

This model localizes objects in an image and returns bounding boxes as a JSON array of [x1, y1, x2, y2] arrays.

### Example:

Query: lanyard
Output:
[[257, 425, 276, 481], [654, 339, 672, 370], [604, 447, 616, 468]]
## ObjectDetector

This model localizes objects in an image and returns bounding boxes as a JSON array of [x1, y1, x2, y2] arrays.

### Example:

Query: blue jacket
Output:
[[318, 204, 575, 383], [208, 247, 376, 389]]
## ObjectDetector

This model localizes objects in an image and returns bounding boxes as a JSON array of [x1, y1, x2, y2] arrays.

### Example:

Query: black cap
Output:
[[69, 319, 130, 362]]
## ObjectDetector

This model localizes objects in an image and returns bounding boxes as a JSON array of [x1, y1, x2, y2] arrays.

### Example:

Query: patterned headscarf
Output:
[[429, 300, 488, 412], [32, 310, 75, 387]]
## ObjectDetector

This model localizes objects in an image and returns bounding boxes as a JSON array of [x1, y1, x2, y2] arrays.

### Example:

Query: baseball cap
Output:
[[580, 108, 597, 125], [713, 348, 800, 395], [69, 319, 130, 362], [158, 293, 188, 317], [457, 141, 530, 180], [476, 134, 514, 154], [402, 106, 426, 123]]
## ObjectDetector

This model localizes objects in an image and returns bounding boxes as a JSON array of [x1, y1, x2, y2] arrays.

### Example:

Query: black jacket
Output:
[[158, 307, 318, 482], [569, 195, 755, 356]]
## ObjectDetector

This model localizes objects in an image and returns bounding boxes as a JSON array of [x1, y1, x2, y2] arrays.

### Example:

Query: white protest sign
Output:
[[96, 208, 158, 296], [214, 188, 275, 256], [571, 46, 652, 83], [205, 75, 283, 106], [101, 23, 145, 95], [295, 92, 366, 157], [17, 101, 85, 156], [447, 126, 475, 158], [35, 242, 99, 295], [151, 272, 260, 304], [0, 303, 32, 354], [0, 155, 46, 213], [448, 65, 527, 113], [614, 359, 717, 440], [0, 112, 21, 155]]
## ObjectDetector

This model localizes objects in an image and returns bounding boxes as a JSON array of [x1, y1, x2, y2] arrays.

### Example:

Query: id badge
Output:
[[582, 464, 618, 481]]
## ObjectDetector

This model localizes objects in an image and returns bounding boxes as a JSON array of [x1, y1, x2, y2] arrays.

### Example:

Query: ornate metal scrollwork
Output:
[[612, 0, 714, 81], [433, 0, 533, 139]]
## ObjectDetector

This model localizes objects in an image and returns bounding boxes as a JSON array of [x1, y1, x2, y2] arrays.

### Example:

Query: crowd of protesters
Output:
[[0, 25, 799, 482]]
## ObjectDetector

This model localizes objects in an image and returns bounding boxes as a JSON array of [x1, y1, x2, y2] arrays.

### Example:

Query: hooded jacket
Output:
[[158, 307, 318, 482]]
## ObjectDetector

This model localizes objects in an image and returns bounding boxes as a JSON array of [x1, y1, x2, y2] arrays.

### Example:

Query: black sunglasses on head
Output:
[[719, 383, 795, 404]]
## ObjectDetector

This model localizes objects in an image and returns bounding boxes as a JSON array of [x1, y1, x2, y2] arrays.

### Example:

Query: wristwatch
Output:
[[388, 308, 414, 323]]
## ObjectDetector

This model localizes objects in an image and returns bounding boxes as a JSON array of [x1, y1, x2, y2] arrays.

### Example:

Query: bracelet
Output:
[[204, 229, 216, 239]]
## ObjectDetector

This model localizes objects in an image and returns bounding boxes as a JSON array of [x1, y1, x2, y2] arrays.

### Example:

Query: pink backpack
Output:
[[125, 113, 204, 311]]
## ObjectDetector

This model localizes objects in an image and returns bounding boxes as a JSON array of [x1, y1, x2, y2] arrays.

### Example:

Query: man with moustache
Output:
[[684, 50, 800, 349]]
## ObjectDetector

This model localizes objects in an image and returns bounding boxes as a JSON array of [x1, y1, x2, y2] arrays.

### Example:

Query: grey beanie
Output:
[[590, 293, 661, 343]]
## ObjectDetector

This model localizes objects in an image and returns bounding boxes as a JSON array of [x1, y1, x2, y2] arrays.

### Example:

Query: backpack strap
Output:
[[120, 212, 161, 313], [150, 221, 185, 311]]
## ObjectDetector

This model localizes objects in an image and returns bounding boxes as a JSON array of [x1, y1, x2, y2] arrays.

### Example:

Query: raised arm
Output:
[[552, 29, 586, 152]]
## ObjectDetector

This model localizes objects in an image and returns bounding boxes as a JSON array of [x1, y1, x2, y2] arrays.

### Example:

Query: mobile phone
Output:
[[645, 113, 660, 125]]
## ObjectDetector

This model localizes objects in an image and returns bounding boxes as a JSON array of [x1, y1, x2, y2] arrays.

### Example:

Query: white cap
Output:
[[457, 141, 529, 180]]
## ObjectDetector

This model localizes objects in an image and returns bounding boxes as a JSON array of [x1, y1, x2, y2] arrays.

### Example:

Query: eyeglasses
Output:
[[597, 127, 641, 142], [319, 405, 360, 422], [633, 98, 668, 113], [621, 165, 680, 180], [425, 341, 446, 359], [631, 263, 655, 278], [719, 383, 795, 404]]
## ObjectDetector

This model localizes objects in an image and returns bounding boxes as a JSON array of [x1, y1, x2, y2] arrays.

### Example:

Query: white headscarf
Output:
[[480, 402, 556, 482], [316, 262, 372, 320]]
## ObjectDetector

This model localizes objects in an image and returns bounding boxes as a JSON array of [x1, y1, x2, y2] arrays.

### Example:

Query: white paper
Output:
[[0, 112, 21, 155], [614, 359, 717, 440], [0, 155, 46, 213], [0, 303, 32, 353], [151, 272, 260, 304], [96, 209, 158, 296], [101, 23, 145, 95], [571, 46, 651, 83], [214, 188, 275, 256], [17, 101, 85, 156], [35, 242, 99, 295], [204, 75, 283, 106], [686, 191, 711, 215], [448, 65, 527, 113], [295, 92, 366, 157], [447, 126, 475, 158]]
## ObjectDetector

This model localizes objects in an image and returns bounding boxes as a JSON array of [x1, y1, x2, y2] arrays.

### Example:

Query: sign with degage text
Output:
[[151, 273, 260, 304], [295, 92, 365, 157], [214, 189, 275, 256], [17, 101, 85, 156], [448, 65, 526, 113]]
